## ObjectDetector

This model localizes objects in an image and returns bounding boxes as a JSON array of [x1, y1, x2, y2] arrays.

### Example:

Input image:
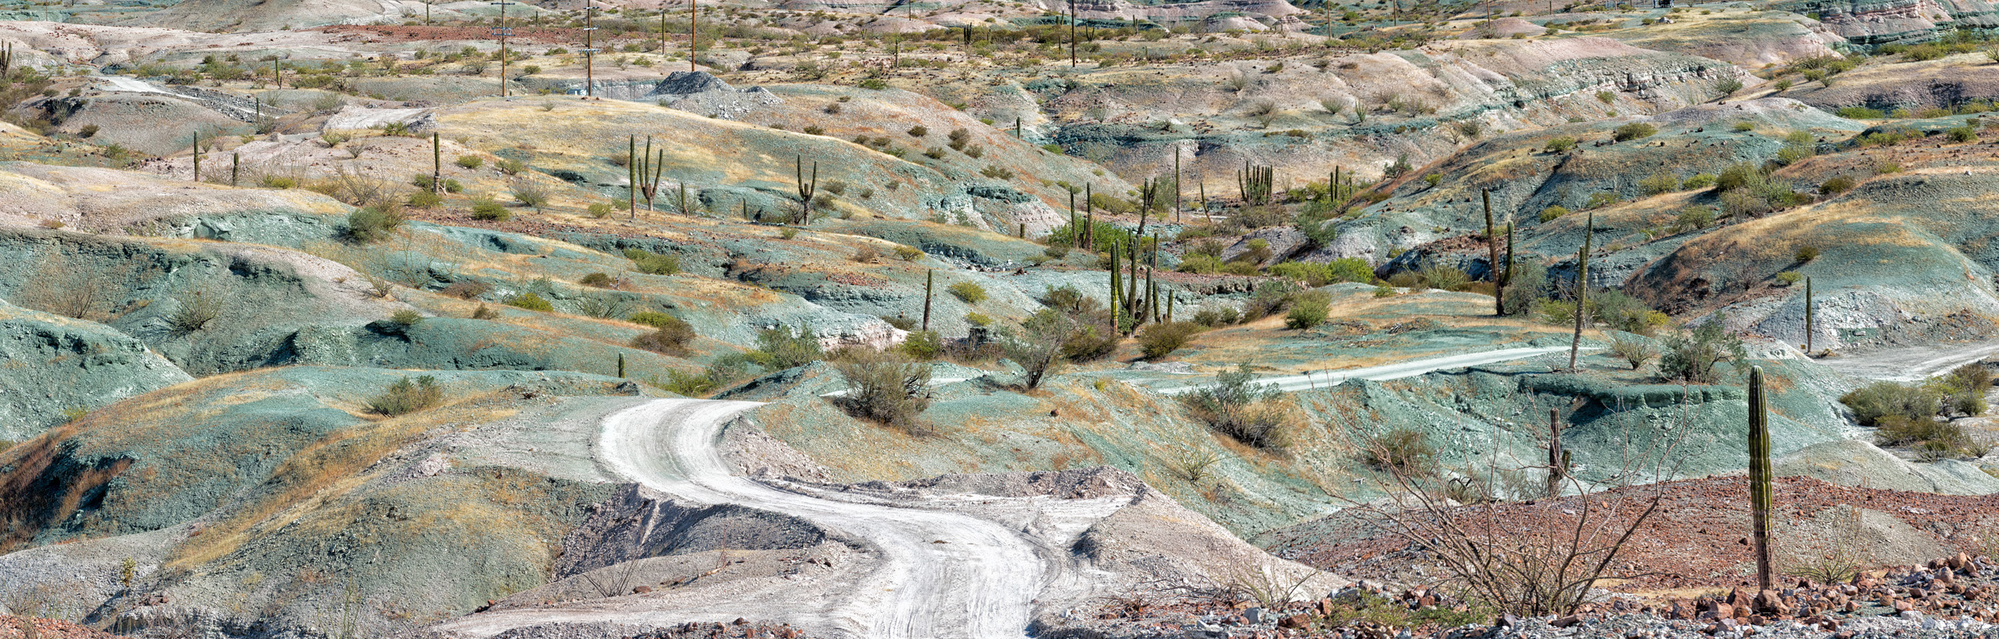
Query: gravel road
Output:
[[1150, 346, 1592, 394], [1816, 341, 1999, 382], [596, 399, 1045, 639]]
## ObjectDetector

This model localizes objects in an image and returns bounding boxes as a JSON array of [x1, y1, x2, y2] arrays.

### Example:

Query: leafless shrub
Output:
[[167, 286, 225, 334], [1164, 439, 1225, 483], [1206, 563, 1321, 608], [580, 559, 646, 599], [314, 166, 398, 208], [17, 249, 122, 320], [1333, 393, 1697, 617], [1780, 504, 1870, 584]]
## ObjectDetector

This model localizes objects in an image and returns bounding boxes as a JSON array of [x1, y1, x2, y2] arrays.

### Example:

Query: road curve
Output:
[[597, 399, 1044, 639], [1815, 340, 1999, 383]]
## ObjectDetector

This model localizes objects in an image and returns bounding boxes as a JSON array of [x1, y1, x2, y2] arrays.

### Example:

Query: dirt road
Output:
[[598, 399, 1046, 639], [1151, 345, 1590, 394], [1817, 341, 1999, 382]]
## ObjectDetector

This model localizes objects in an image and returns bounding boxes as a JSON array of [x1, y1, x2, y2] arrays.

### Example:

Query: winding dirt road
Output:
[[439, 349, 1557, 637], [597, 399, 1045, 639]]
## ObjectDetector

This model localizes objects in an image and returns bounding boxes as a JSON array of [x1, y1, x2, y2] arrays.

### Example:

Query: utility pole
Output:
[[1069, 0, 1077, 67], [491, 1, 517, 98], [581, 1, 598, 98]]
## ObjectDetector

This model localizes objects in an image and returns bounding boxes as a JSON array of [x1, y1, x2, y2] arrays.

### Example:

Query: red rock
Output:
[[634, 585, 652, 594], [1279, 614, 1311, 629], [1551, 615, 1581, 628]]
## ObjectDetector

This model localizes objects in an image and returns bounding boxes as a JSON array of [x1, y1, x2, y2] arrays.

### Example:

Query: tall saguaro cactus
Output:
[[191, 132, 201, 182], [1748, 365, 1774, 592], [432, 132, 443, 194], [632, 136, 664, 214], [1805, 276, 1815, 354], [1547, 408, 1566, 498], [1485, 189, 1502, 317], [921, 269, 934, 331], [795, 155, 817, 224], [1569, 212, 1593, 372]]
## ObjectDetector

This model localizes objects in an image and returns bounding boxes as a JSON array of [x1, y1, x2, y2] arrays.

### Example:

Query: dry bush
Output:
[[1206, 563, 1321, 608], [631, 315, 696, 354], [167, 286, 224, 334], [315, 166, 400, 208], [16, 249, 123, 321], [1780, 504, 1869, 584], [1163, 439, 1225, 483], [440, 280, 490, 299], [367, 375, 443, 416], [1335, 396, 1695, 617]]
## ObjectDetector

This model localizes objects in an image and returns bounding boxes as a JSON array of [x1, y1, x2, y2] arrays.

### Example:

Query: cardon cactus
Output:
[[1749, 365, 1774, 591]]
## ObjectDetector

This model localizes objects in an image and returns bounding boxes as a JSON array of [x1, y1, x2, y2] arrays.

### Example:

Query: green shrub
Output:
[[368, 375, 444, 416], [1418, 265, 1470, 291], [1796, 245, 1821, 262], [496, 158, 526, 175], [1715, 163, 1764, 191], [899, 329, 942, 361], [1676, 206, 1716, 231], [1177, 253, 1224, 274], [1500, 261, 1547, 316], [455, 155, 484, 169], [753, 323, 823, 370], [831, 350, 932, 433], [1268, 259, 1374, 286], [505, 292, 552, 311], [1639, 173, 1679, 195], [1612, 122, 1656, 142], [632, 316, 696, 354], [894, 245, 925, 261], [389, 309, 424, 326], [1544, 136, 1576, 152], [346, 205, 405, 243], [1242, 280, 1303, 321], [1658, 321, 1746, 383], [511, 182, 549, 209], [1138, 321, 1203, 359], [409, 188, 443, 207], [626, 249, 681, 276], [628, 311, 679, 327], [580, 272, 615, 287], [1284, 290, 1332, 329], [948, 281, 987, 304], [470, 197, 509, 221], [1539, 205, 1570, 222], [1585, 192, 1621, 209], [1877, 415, 1984, 460], [588, 202, 615, 218], [1180, 363, 1291, 450], [1835, 106, 1884, 119]]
